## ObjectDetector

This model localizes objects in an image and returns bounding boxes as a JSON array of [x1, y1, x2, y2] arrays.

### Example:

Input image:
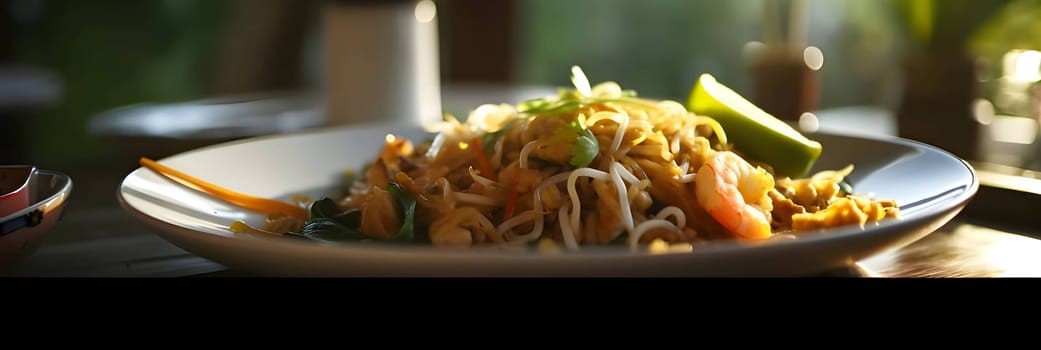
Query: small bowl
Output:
[[0, 167, 72, 273], [0, 165, 35, 218]]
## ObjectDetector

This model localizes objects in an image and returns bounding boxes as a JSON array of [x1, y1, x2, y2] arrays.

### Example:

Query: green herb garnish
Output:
[[568, 116, 599, 168]]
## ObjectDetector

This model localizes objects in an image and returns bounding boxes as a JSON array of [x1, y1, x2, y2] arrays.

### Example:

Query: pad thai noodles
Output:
[[248, 66, 900, 251]]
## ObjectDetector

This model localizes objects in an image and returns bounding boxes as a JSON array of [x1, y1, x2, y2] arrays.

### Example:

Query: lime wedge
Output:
[[686, 73, 822, 178]]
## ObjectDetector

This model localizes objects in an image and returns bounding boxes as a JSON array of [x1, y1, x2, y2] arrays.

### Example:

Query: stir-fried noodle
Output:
[[261, 67, 900, 251]]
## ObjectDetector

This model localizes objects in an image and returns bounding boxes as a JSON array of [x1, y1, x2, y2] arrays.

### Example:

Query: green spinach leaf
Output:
[[385, 182, 416, 242], [299, 182, 418, 244]]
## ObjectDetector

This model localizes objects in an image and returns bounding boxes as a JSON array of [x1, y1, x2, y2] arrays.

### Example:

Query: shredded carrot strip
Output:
[[139, 157, 308, 220], [502, 182, 519, 221], [470, 137, 497, 181]]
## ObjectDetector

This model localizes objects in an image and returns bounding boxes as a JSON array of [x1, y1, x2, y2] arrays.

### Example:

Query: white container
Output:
[[323, 0, 441, 128]]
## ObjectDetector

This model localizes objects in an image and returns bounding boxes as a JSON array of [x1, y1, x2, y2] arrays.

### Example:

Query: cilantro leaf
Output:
[[567, 117, 599, 168]]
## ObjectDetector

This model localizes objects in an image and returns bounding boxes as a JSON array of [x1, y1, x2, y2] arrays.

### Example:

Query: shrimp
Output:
[[694, 151, 775, 240]]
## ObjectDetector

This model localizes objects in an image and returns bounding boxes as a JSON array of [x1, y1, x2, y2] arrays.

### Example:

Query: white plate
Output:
[[118, 121, 978, 276]]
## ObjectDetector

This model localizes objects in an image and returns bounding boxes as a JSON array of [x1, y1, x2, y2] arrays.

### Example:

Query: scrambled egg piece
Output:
[[791, 195, 900, 231]]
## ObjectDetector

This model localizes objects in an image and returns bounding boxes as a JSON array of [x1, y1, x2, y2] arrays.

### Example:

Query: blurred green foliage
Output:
[[514, 0, 762, 102], [970, 0, 1041, 63], [16, 0, 229, 166], [889, 0, 1012, 54], [514, 0, 910, 109], [514, 0, 1031, 110]]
